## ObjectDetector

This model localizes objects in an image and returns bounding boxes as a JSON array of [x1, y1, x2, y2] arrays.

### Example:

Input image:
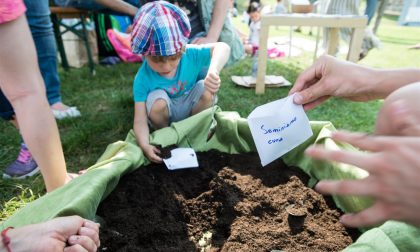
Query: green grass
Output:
[[1, 9, 420, 222]]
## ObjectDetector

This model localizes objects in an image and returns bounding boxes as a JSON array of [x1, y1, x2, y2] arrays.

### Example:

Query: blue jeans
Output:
[[364, 0, 378, 25], [0, 0, 62, 120], [25, 0, 62, 106]]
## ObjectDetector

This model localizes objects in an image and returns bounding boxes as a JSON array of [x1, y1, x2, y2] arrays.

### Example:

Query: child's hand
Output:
[[205, 70, 221, 94], [143, 144, 162, 163]]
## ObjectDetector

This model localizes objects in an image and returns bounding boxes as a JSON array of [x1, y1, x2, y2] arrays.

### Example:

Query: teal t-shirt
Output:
[[133, 45, 211, 102]]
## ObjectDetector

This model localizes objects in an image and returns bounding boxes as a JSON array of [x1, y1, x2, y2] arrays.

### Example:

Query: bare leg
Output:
[[95, 0, 138, 16], [192, 90, 213, 115], [0, 16, 67, 192], [149, 99, 169, 129]]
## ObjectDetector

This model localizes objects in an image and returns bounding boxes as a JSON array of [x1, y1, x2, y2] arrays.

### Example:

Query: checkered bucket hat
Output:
[[131, 1, 191, 56]]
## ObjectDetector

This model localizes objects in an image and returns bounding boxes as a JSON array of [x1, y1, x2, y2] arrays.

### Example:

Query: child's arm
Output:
[[133, 102, 162, 163], [205, 42, 231, 94]]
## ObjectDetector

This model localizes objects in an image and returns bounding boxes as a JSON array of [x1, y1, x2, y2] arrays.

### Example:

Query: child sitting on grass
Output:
[[131, 1, 231, 163]]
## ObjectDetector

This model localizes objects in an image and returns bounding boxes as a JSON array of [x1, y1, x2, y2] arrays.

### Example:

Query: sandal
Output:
[[52, 106, 81, 120]]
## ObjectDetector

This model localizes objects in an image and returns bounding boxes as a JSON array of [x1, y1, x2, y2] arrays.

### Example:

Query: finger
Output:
[[152, 146, 161, 154], [78, 226, 100, 248], [289, 62, 321, 95], [339, 203, 388, 228], [205, 78, 220, 87], [305, 146, 375, 172], [332, 131, 389, 152], [302, 96, 330, 111], [151, 153, 163, 163], [67, 235, 97, 252], [83, 220, 100, 233], [207, 72, 219, 79], [315, 178, 376, 197], [293, 78, 328, 106], [64, 244, 88, 252], [205, 85, 218, 94]]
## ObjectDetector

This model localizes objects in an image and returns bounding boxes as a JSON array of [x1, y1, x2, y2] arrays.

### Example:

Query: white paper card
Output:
[[163, 148, 199, 170], [247, 94, 313, 166]]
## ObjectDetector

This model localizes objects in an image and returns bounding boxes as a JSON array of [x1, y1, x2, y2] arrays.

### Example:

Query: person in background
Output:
[[243, 1, 262, 55], [289, 55, 420, 227], [54, 0, 139, 17], [275, 0, 287, 14], [364, 0, 378, 25], [320, 0, 381, 60], [131, 1, 230, 163], [1, 0, 82, 179], [139, 0, 243, 66]]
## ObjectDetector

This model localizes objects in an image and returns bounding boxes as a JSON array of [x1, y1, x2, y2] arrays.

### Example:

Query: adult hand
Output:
[[375, 82, 420, 136], [190, 36, 217, 45], [6, 216, 100, 252], [204, 69, 221, 94], [306, 131, 420, 228], [142, 144, 162, 163], [289, 55, 377, 111]]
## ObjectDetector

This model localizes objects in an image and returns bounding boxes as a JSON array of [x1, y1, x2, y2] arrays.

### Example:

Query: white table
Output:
[[256, 13, 367, 94]]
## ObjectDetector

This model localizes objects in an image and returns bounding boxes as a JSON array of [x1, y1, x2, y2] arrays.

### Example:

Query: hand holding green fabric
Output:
[[308, 131, 420, 228]]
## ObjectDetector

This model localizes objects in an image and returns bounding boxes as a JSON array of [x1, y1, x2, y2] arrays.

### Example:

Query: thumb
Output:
[[293, 78, 327, 106]]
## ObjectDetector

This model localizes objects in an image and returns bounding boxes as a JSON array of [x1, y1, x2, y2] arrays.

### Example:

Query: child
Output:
[[131, 1, 231, 163], [244, 1, 262, 55]]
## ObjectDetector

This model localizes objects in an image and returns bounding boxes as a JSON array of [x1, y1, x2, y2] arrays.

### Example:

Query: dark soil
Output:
[[98, 150, 358, 252]]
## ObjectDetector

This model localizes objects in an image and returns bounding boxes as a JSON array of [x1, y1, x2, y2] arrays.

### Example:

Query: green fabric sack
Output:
[[2, 107, 419, 251]]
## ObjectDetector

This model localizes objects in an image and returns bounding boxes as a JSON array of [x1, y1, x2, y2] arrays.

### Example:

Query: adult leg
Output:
[[0, 15, 67, 192], [24, 0, 80, 118], [364, 0, 378, 25]]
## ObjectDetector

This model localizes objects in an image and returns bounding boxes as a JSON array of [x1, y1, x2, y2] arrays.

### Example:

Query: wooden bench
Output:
[[50, 6, 95, 75], [256, 14, 367, 94]]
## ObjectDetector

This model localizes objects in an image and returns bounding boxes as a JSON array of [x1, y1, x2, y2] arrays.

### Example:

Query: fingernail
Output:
[[294, 93, 303, 104]]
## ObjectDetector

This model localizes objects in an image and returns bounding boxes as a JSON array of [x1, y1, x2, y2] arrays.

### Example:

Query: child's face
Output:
[[250, 11, 261, 22], [146, 56, 181, 78]]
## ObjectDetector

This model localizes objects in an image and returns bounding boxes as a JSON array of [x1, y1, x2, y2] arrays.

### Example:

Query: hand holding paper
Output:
[[247, 94, 313, 166]]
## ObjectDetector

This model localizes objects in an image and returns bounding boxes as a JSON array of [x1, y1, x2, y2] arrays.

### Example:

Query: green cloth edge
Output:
[[2, 107, 419, 251]]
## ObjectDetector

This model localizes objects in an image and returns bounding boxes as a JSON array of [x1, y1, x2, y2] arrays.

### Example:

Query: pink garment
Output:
[[107, 29, 142, 63], [0, 0, 26, 24]]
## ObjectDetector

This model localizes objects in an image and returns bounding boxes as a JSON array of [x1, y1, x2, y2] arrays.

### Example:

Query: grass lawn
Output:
[[1, 7, 419, 222]]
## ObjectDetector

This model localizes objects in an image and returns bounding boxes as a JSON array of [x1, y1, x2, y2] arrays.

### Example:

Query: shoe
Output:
[[3, 143, 40, 179], [52, 106, 81, 120]]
